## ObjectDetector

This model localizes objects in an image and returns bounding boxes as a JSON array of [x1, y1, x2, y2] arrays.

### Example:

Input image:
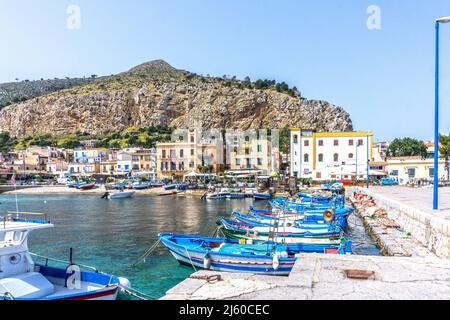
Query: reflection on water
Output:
[[0, 194, 379, 299]]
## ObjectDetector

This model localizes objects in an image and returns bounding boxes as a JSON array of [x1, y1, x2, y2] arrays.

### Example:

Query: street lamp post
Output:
[[366, 134, 370, 189], [434, 17, 450, 210], [355, 142, 358, 186]]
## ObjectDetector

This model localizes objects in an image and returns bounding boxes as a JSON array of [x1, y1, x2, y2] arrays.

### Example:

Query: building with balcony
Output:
[[156, 130, 223, 179], [225, 131, 280, 175], [290, 129, 373, 181], [73, 148, 108, 164]]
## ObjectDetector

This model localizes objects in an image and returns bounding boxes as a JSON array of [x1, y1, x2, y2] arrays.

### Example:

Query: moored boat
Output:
[[252, 192, 272, 200], [159, 233, 297, 275], [206, 191, 230, 200], [0, 212, 130, 300], [102, 191, 135, 199], [227, 193, 246, 199]]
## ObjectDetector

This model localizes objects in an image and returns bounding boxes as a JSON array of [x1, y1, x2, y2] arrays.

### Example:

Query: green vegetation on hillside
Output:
[[0, 126, 174, 152], [0, 60, 303, 113], [0, 78, 95, 109]]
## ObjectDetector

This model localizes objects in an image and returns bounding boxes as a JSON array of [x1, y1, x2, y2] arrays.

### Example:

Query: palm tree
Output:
[[439, 134, 450, 181]]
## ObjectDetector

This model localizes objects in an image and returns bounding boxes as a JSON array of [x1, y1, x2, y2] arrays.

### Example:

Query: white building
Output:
[[290, 129, 373, 181]]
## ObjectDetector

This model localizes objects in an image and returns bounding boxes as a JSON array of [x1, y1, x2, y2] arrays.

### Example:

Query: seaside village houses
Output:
[[0, 128, 446, 184], [69, 147, 157, 180], [156, 129, 280, 180]]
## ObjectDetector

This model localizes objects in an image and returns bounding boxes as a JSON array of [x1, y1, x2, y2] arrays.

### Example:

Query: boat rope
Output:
[[131, 239, 161, 267], [118, 284, 158, 300], [184, 246, 197, 272]]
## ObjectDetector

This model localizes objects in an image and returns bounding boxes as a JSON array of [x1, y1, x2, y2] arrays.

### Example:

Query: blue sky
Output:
[[1, 0, 450, 141]]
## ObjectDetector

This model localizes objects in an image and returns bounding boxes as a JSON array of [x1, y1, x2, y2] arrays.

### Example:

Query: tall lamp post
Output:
[[434, 17, 450, 210], [366, 134, 370, 189]]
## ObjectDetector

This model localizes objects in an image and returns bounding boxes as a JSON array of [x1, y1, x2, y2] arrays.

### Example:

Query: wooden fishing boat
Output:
[[133, 182, 150, 190], [0, 212, 130, 300], [77, 183, 96, 190], [227, 193, 246, 199], [252, 192, 271, 200], [159, 233, 297, 275], [219, 218, 342, 238], [231, 212, 337, 229], [206, 192, 230, 200]]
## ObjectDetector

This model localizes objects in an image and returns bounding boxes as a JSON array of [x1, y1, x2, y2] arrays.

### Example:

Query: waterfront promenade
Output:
[[361, 186, 450, 218]]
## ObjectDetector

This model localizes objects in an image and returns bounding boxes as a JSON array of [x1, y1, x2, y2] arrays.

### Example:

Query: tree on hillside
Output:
[[279, 126, 291, 154], [439, 133, 450, 181], [386, 138, 427, 158]]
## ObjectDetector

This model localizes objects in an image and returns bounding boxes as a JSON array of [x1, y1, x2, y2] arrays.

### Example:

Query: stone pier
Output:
[[162, 254, 450, 300]]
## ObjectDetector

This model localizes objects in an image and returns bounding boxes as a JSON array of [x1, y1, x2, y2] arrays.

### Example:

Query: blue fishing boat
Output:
[[231, 211, 346, 229], [252, 192, 271, 200], [159, 233, 297, 275], [227, 193, 246, 199], [249, 206, 352, 223], [219, 218, 342, 238], [133, 182, 150, 190]]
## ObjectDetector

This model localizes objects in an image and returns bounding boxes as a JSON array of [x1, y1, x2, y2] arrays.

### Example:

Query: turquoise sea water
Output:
[[0, 194, 379, 299]]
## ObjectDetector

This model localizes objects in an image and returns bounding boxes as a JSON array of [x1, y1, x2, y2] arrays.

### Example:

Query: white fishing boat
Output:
[[0, 211, 130, 300], [102, 191, 135, 199], [205, 191, 230, 200]]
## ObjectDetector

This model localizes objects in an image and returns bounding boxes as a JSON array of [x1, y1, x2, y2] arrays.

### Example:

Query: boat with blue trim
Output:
[[159, 233, 297, 275], [0, 211, 130, 300]]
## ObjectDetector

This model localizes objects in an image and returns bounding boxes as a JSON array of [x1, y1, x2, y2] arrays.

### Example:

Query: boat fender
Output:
[[272, 254, 280, 270], [323, 209, 336, 223], [280, 251, 288, 259], [203, 254, 211, 270], [118, 277, 132, 290]]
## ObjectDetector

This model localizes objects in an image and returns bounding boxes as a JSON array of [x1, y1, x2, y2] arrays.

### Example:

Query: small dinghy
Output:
[[102, 191, 135, 199], [159, 233, 297, 275], [0, 212, 130, 300]]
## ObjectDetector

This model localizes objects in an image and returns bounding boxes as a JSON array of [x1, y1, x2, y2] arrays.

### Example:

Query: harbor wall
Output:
[[349, 187, 450, 259]]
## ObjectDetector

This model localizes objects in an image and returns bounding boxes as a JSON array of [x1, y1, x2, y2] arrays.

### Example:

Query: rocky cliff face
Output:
[[0, 60, 353, 137]]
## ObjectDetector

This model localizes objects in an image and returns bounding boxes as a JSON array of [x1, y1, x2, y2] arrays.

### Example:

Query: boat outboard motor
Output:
[[101, 192, 109, 199]]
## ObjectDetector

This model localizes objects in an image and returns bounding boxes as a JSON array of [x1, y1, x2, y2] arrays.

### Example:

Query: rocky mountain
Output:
[[0, 60, 353, 137], [0, 77, 95, 109]]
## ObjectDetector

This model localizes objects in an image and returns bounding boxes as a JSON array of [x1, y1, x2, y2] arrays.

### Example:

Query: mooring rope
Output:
[[131, 239, 161, 267], [118, 284, 159, 300], [184, 246, 197, 272]]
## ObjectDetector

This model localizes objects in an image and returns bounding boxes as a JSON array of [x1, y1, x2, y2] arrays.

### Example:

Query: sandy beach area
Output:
[[1, 185, 205, 197]]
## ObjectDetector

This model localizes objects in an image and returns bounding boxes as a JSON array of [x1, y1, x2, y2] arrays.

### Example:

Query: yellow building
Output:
[[156, 130, 223, 179], [226, 135, 279, 174], [386, 156, 446, 184]]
